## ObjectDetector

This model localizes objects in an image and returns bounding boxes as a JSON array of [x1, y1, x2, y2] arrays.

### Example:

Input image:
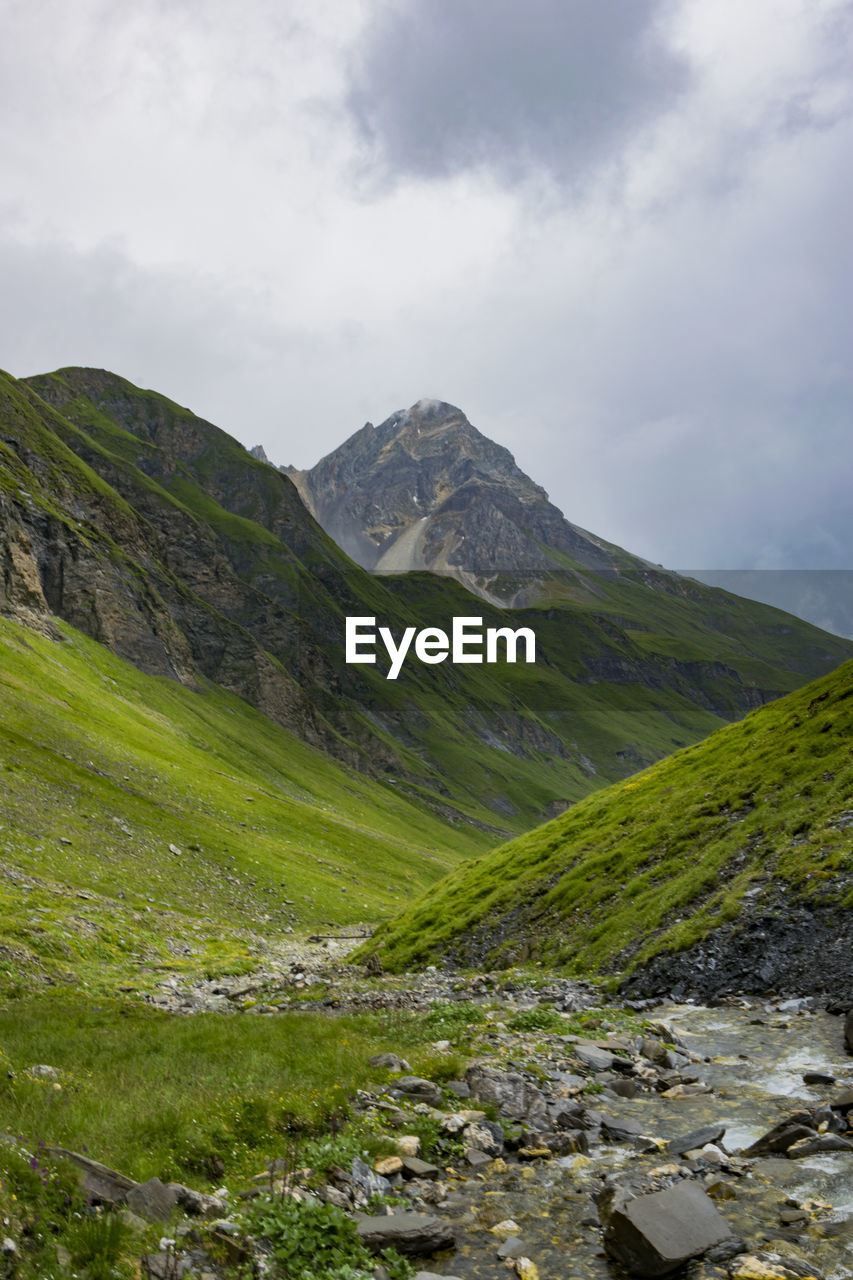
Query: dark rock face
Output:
[[622, 888, 853, 1006], [599, 1181, 733, 1276], [286, 398, 627, 601], [845, 1008, 853, 1054]]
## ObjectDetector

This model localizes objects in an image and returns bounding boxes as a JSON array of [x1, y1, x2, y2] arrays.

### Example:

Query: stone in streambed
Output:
[[743, 1122, 816, 1157], [668, 1124, 726, 1156], [465, 1063, 549, 1127], [462, 1121, 504, 1156], [729, 1250, 824, 1278], [601, 1114, 647, 1143], [786, 1133, 853, 1158], [600, 1181, 733, 1276], [356, 1211, 454, 1257]]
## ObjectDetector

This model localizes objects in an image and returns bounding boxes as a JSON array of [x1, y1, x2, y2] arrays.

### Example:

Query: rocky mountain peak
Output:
[[285, 399, 630, 602]]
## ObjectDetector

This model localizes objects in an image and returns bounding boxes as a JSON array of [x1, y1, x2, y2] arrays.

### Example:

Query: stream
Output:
[[425, 1002, 853, 1280]]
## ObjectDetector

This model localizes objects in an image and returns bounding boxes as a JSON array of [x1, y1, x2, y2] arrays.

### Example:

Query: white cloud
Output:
[[0, 0, 851, 569]]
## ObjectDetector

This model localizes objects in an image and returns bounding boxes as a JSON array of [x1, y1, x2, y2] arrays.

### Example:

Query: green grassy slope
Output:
[[0, 614, 490, 992], [366, 657, 853, 976], [5, 364, 853, 838]]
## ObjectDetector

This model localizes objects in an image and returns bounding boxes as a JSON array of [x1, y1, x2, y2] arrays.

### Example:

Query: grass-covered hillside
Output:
[[365, 657, 853, 979], [0, 613, 490, 994], [3, 366, 851, 839]]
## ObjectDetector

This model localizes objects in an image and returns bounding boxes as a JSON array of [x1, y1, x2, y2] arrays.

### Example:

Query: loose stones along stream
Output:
[[410, 1003, 853, 1280]]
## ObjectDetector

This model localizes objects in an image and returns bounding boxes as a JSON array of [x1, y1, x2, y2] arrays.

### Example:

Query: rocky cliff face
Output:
[[284, 399, 638, 603]]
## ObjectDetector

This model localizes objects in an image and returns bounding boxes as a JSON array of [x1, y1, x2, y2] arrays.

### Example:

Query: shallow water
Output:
[[425, 1003, 853, 1279]]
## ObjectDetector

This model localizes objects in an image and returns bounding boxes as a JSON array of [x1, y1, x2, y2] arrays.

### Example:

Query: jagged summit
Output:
[[285, 399, 634, 602]]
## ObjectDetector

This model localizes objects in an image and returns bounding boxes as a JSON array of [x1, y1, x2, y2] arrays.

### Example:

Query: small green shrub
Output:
[[420, 1001, 487, 1041], [64, 1211, 132, 1280], [245, 1195, 413, 1279], [506, 1006, 566, 1033]]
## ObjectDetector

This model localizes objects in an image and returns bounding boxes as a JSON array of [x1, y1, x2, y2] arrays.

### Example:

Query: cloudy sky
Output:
[[2, 0, 851, 570]]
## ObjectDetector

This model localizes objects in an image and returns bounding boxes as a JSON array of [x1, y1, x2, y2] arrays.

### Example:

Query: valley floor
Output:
[[1, 939, 852, 1280]]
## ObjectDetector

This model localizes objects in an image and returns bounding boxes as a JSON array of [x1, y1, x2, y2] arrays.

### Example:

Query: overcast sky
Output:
[[2, 0, 851, 569]]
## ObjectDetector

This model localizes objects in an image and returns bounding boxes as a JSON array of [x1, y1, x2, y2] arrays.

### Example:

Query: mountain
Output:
[[2, 366, 851, 843], [684, 569, 853, 641], [365, 656, 853, 1002], [283, 397, 640, 605]]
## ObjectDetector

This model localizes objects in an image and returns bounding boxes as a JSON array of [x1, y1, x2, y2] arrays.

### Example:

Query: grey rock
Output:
[[802, 1070, 835, 1085], [394, 1076, 444, 1107], [668, 1124, 727, 1157], [402, 1157, 440, 1180], [786, 1133, 853, 1158], [574, 1044, 616, 1072], [444, 1080, 470, 1099], [47, 1146, 135, 1205], [551, 1099, 590, 1130], [608, 1078, 640, 1099], [140, 1253, 179, 1280], [465, 1062, 548, 1127], [464, 1148, 492, 1168], [544, 1129, 588, 1155], [600, 1181, 733, 1276], [601, 1114, 647, 1143], [351, 1157, 392, 1199], [321, 1185, 352, 1210], [462, 1121, 504, 1157], [743, 1122, 816, 1157], [641, 1037, 669, 1066], [413, 1273, 464, 1280], [497, 1236, 527, 1259], [175, 1185, 228, 1217], [356, 1211, 455, 1257], [369, 1053, 411, 1072], [126, 1177, 181, 1223]]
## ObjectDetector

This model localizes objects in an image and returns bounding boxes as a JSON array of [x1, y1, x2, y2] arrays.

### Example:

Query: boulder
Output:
[[667, 1124, 726, 1157], [126, 1177, 181, 1223], [786, 1133, 853, 1158], [465, 1063, 548, 1127], [394, 1077, 443, 1107], [845, 1008, 853, 1054], [601, 1115, 647, 1143], [356, 1211, 455, 1257], [462, 1121, 504, 1157], [600, 1181, 733, 1276], [574, 1044, 616, 1072], [369, 1053, 411, 1072], [47, 1147, 135, 1205], [350, 1157, 392, 1200], [743, 1122, 816, 1158], [402, 1156, 440, 1180]]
